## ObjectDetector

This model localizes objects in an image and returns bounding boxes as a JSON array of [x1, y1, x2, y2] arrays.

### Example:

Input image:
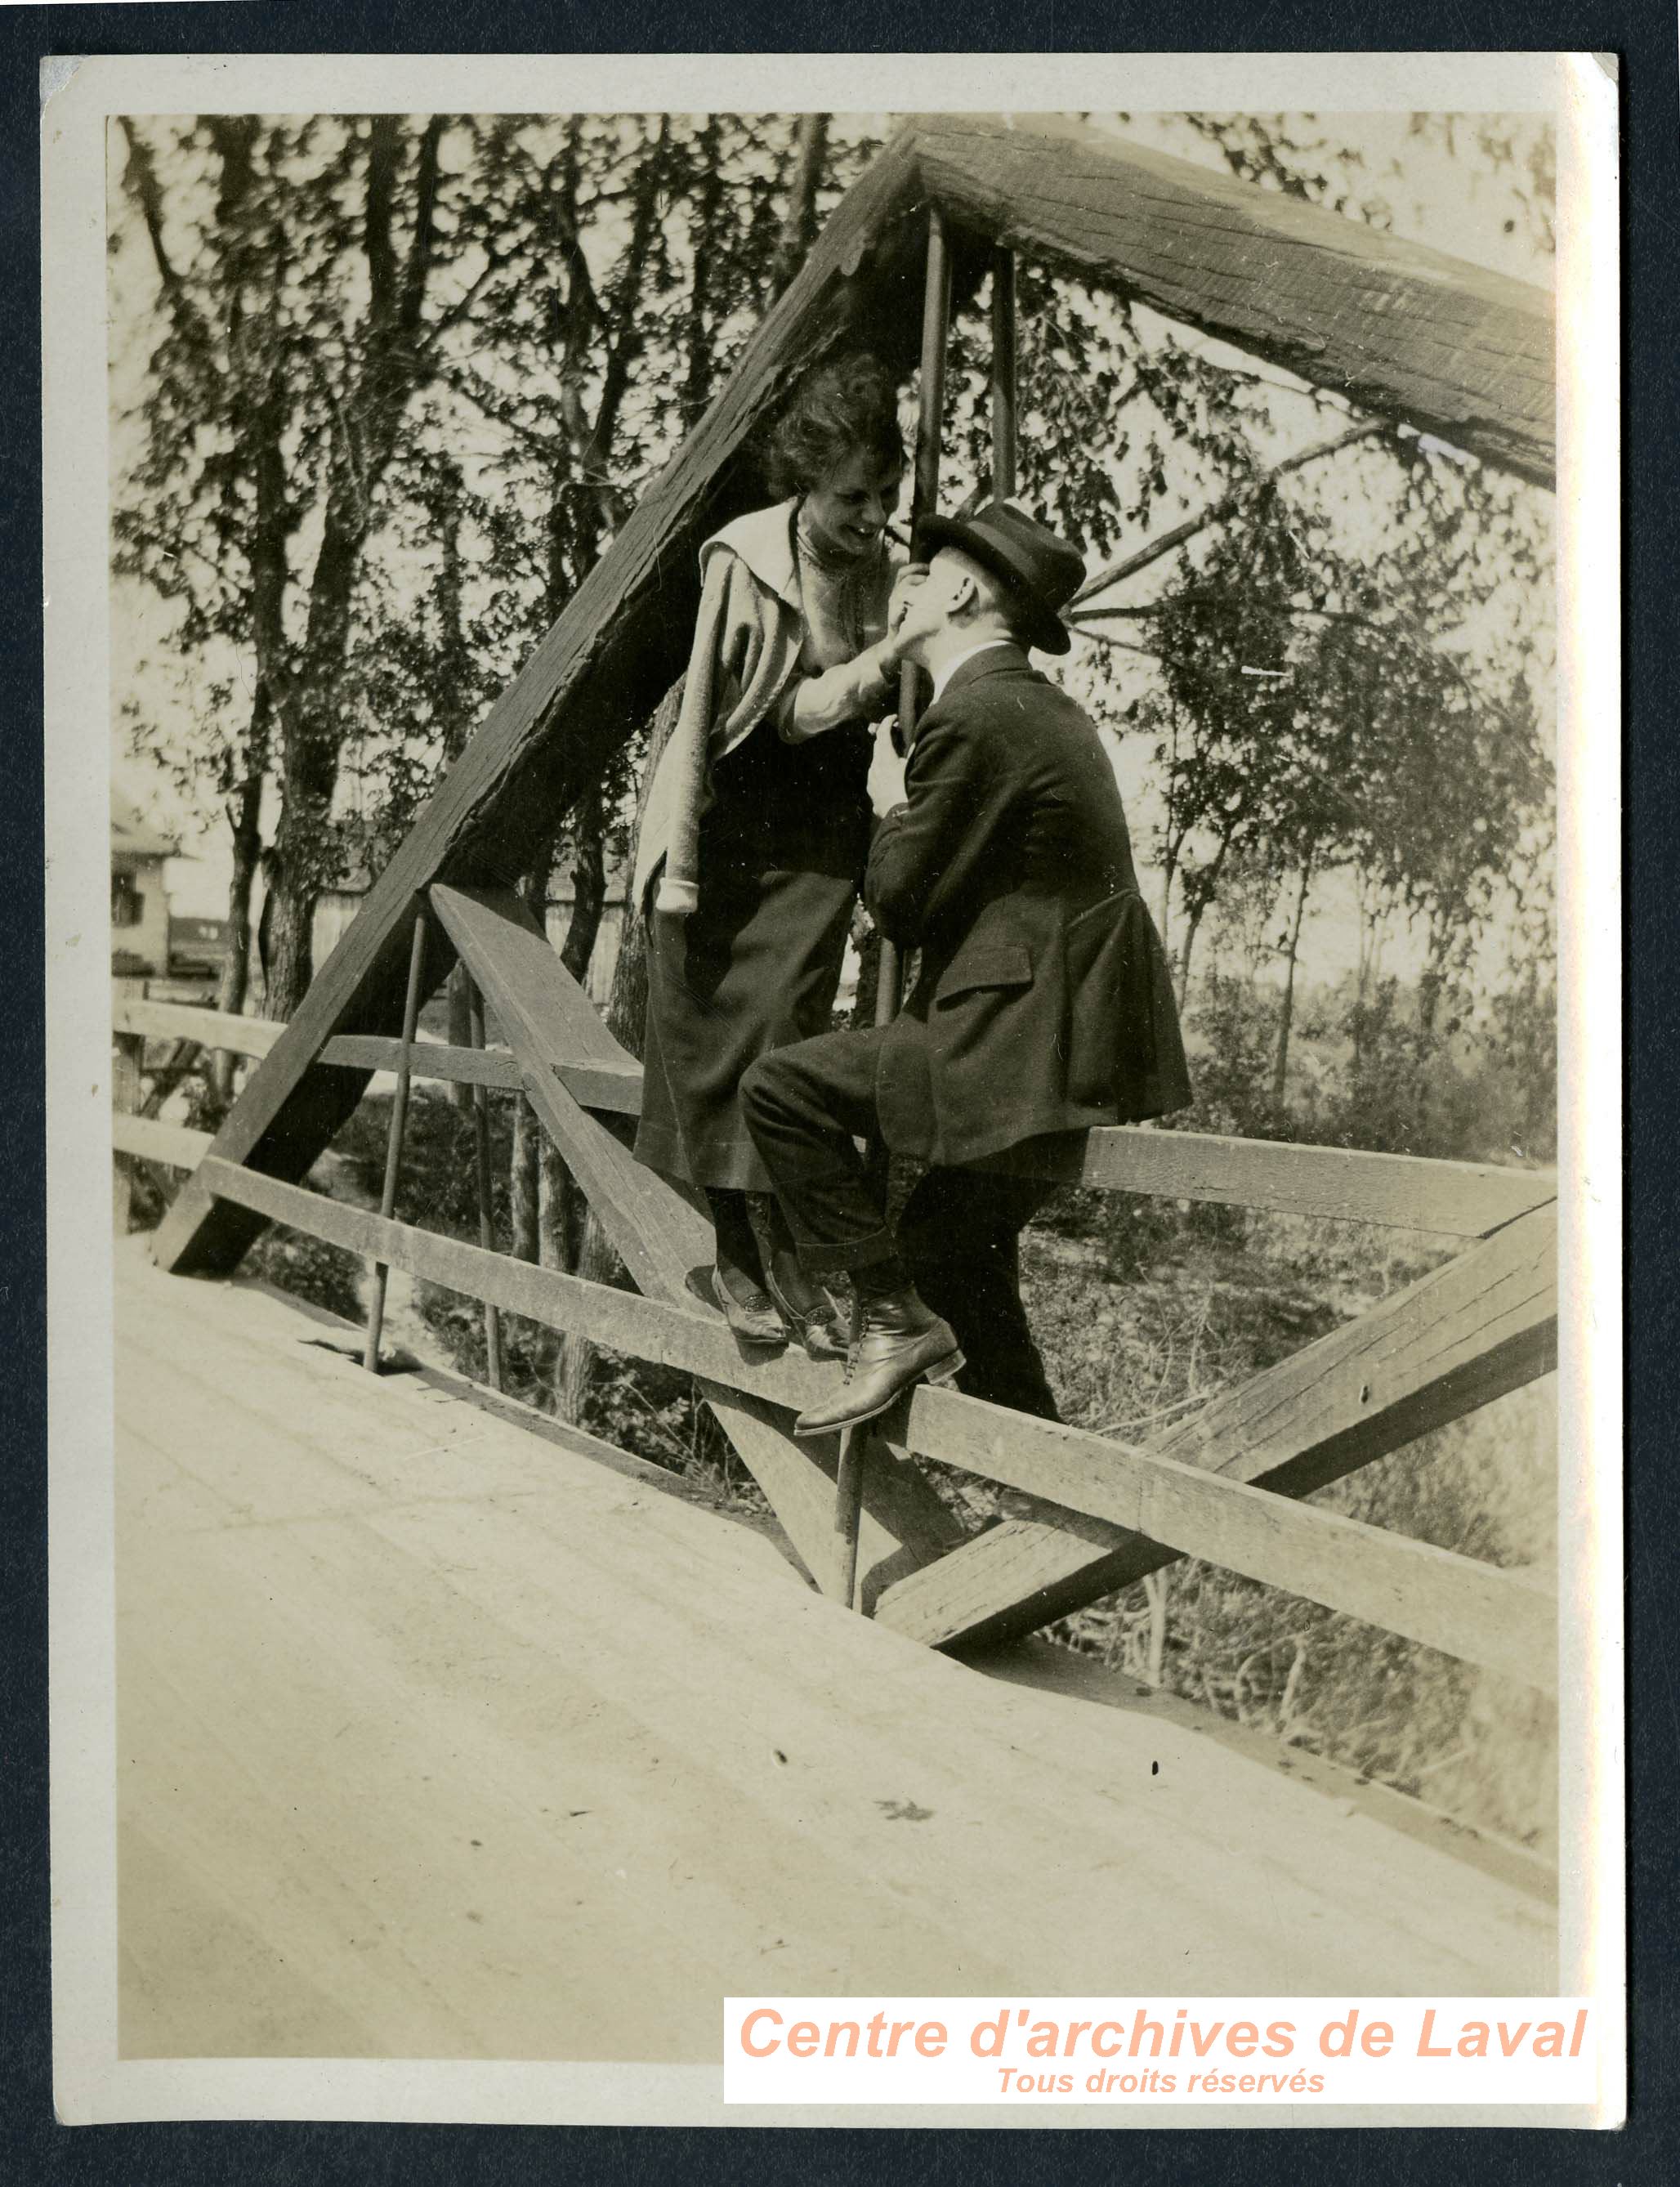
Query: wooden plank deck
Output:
[[116, 1242, 1555, 2062]]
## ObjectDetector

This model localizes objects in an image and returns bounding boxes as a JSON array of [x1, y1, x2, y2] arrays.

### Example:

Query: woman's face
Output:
[[802, 449, 904, 561]]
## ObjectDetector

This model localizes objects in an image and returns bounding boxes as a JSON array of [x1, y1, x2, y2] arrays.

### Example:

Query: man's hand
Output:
[[867, 719, 909, 818]]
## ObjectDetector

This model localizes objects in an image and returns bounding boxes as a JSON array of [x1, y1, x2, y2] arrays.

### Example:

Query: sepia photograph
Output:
[[42, 50, 1620, 2130]]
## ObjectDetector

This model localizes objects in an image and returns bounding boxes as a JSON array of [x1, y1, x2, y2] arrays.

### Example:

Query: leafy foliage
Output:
[[112, 113, 860, 1013]]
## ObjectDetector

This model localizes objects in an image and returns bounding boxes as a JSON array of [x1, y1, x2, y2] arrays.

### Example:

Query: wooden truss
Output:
[[140, 112, 1558, 1661]]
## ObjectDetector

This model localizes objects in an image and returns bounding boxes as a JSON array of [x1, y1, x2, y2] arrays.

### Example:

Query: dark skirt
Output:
[[635, 720, 872, 1192]]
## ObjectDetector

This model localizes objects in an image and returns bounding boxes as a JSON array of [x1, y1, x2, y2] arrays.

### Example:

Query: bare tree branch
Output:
[[1073, 418, 1387, 605], [1070, 624, 1160, 660], [442, 362, 574, 461]]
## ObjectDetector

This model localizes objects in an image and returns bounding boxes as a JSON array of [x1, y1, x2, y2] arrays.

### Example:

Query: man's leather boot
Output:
[[793, 1281, 964, 1438]]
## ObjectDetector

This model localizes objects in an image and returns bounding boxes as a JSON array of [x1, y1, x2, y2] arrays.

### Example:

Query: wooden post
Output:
[[363, 909, 429, 1373], [467, 981, 506, 1393], [445, 963, 476, 1112], [834, 1424, 869, 1609], [112, 977, 145, 1236], [878, 203, 953, 1029], [990, 244, 1018, 500]]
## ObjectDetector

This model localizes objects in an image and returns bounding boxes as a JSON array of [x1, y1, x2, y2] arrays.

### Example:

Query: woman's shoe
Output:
[[762, 1263, 848, 1361], [688, 1263, 787, 1348], [744, 1191, 848, 1361]]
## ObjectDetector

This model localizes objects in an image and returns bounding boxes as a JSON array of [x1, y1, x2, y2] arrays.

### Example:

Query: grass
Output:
[[1011, 1196, 1557, 1854]]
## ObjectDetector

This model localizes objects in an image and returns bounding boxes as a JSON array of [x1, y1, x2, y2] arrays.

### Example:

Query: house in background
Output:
[[111, 791, 178, 979], [112, 788, 229, 990]]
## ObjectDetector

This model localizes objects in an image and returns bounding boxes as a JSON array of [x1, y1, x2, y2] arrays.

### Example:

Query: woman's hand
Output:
[[887, 562, 947, 657], [780, 563, 940, 744], [887, 561, 931, 636]]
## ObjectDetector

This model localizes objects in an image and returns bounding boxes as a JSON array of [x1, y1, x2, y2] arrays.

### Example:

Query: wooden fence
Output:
[[113, 941, 1560, 1695]]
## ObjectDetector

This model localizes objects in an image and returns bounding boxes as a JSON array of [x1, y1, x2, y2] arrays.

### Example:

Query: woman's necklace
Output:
[[796, 512, 880, 655], [794, 512, 865, 574]]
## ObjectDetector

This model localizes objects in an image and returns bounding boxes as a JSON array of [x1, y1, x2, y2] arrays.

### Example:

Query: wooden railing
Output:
[[113, 976, 1560, 1692], [114, 991, 1548, 1239]]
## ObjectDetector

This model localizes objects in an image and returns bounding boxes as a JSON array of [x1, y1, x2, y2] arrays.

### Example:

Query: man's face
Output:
[[891, 547, 985, 662], [924, 547, 986, 622]]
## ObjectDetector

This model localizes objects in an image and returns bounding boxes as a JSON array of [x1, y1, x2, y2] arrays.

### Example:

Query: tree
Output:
[[114, 110, 866, 1025], [1053, 109, 1558, 1079], [114, 113, 498, 1017], [113, 117, 280, 1051], [1077, 411, 1551, 1056]]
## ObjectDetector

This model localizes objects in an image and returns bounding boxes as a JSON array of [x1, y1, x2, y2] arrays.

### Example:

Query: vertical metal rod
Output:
[[363, 908, 429, 1373], [834, 1424, 869, 1610], [445, 960, 475, 1113], [467, 981, 505, 1393], [990, 245, 1018, 502], [878, 203, 953, 1030], [908, 204, 953, 557]]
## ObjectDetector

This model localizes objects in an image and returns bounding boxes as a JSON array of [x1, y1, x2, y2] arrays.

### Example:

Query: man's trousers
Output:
[[740, 1026, 1061, 1421]]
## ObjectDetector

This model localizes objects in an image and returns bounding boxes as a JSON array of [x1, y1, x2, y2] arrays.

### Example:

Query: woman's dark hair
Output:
[[765, 353, 905, 500]]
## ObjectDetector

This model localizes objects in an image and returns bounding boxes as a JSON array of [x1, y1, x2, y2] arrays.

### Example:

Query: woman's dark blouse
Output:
[[634, 513, 893, 1192]]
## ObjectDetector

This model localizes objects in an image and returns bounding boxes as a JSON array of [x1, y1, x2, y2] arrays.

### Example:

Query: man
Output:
[[740, 503, 1191, 1438]]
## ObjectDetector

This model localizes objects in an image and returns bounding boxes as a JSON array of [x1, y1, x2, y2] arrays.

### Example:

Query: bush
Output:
[[1021, 1210, 1557, 1851], [1296, 969, 1558, 1167], [246, 1225, 364, 1323], [1180, 972, 1290, 1145]]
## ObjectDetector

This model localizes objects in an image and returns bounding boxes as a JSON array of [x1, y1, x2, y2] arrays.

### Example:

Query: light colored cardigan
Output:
[[632, 499, 809, 915]]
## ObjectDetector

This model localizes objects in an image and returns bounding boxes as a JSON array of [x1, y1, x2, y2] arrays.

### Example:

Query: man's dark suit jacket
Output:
[[866, 642, 1191, 1167]]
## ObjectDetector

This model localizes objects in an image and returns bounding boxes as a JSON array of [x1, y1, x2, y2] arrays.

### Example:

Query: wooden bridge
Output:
[[114, 959, 1557, 2053], [116, 915, 1557, 1672], [109, 112, 1560, 2053], [114, 1235, 1555, 2060]]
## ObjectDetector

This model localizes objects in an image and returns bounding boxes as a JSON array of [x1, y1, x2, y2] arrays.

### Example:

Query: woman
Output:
[[632, 355, 933, 1354]]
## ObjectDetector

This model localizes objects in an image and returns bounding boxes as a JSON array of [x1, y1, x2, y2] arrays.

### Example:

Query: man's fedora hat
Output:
[[915, 500, 1086, 655]]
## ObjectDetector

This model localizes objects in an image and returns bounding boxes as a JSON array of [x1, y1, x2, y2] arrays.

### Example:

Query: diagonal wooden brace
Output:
[[427, 883, 960, 1602], [874, 1201, 1558, 1652]]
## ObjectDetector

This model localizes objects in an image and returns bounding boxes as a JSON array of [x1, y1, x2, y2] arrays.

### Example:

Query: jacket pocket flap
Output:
[[935, 944, 1033, 1001]]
